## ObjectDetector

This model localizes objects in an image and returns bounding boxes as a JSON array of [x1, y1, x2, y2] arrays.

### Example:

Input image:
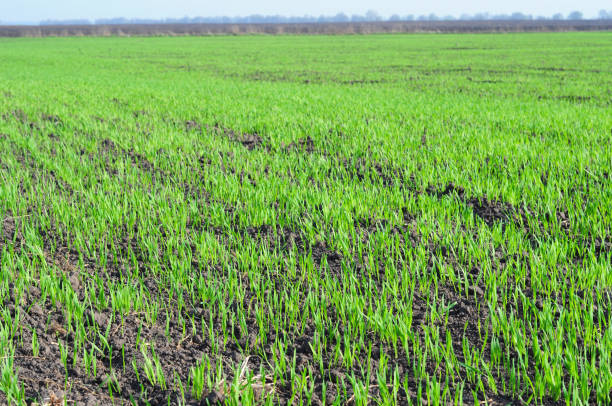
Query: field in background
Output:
[[1, 20, 612, 37], [0, 32, 611, 405]]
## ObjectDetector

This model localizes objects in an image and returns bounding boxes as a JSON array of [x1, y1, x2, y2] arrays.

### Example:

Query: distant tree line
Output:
[[5, 19, 611, 37], [36, 10, 612, 26]]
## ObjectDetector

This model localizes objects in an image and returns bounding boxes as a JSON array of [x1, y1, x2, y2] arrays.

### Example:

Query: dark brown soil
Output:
[[96, 134, 606, 268], [281, 136, 315, 153], [339, 157, 400, 187], [184, 120, 200, 131], [41, 114, 62, 125], [98, 138, 167, 182], [231, 221, 506, 405], [2, 109, 28, 124], [99, 138, 117, 154], [211, 126, 265, 151], [184, 121, 266, 151], [556, 95, 592, 103], [1, 214, 210, 405], [341, 79, 384, 85], [593, 237, 612, 256], [0, 124, 588, 405], [9, 142, 75, 196], [1, 191, 573, 406], [431, 182, 535, 229], [6, 214, 339, 405], [331, 159, 538, 233]]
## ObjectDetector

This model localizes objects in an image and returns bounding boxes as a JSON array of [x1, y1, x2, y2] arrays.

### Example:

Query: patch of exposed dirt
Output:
[[0, 215, 224, 405], [41, 114, 62, 125], [468, 78, 502, 84], [355, 208, 420, 250], [593, 237, 612, 257], [11, 290, 211, 405], [281, 136, 315, 153], [339, 157, 403, 187], [228, 223, 345, 278], [132, 109, 147, 118], [184, 120, 200, 131], [1, 215, 21, 252], [232, 132, 263, 151], [244, 224, 303, 252], [99, 138, 117, 154], [126, 147, 155, 173], [433, 182, 530, 227], [340, 79, 384, 85], [2, 109, 28, 124], [9, 142, 74, 196], [444, 47, 481, 50], [328, 157, 535, 236], [110, 97, 127, 107], [572, 235, 612, 260], [97, 138, 167, 182], [212, 126, 265, 151], [21, 218, 350, 404], [556, 95, 592, 103], [185, 121, 267, 151], [195, 220, 505, 405]]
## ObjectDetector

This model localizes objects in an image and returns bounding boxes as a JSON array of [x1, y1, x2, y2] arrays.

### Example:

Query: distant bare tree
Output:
[[567, 11, 583, 20], [334, 13, 349, 22], [365, 10, 382, 22], [510, 12, 531, 20]]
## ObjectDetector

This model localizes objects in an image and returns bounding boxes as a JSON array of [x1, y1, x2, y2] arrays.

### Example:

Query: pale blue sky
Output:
[[1, 0, 609, 23]]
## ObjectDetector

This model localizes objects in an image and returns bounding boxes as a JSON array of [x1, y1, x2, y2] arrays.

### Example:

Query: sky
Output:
[[1, 0, 609, 23]]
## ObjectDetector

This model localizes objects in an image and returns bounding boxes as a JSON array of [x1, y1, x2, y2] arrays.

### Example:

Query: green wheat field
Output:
[[0, 32, 611, 405]]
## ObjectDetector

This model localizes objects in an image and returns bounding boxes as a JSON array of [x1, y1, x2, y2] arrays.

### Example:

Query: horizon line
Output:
[[2, 9, 611, 26]]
